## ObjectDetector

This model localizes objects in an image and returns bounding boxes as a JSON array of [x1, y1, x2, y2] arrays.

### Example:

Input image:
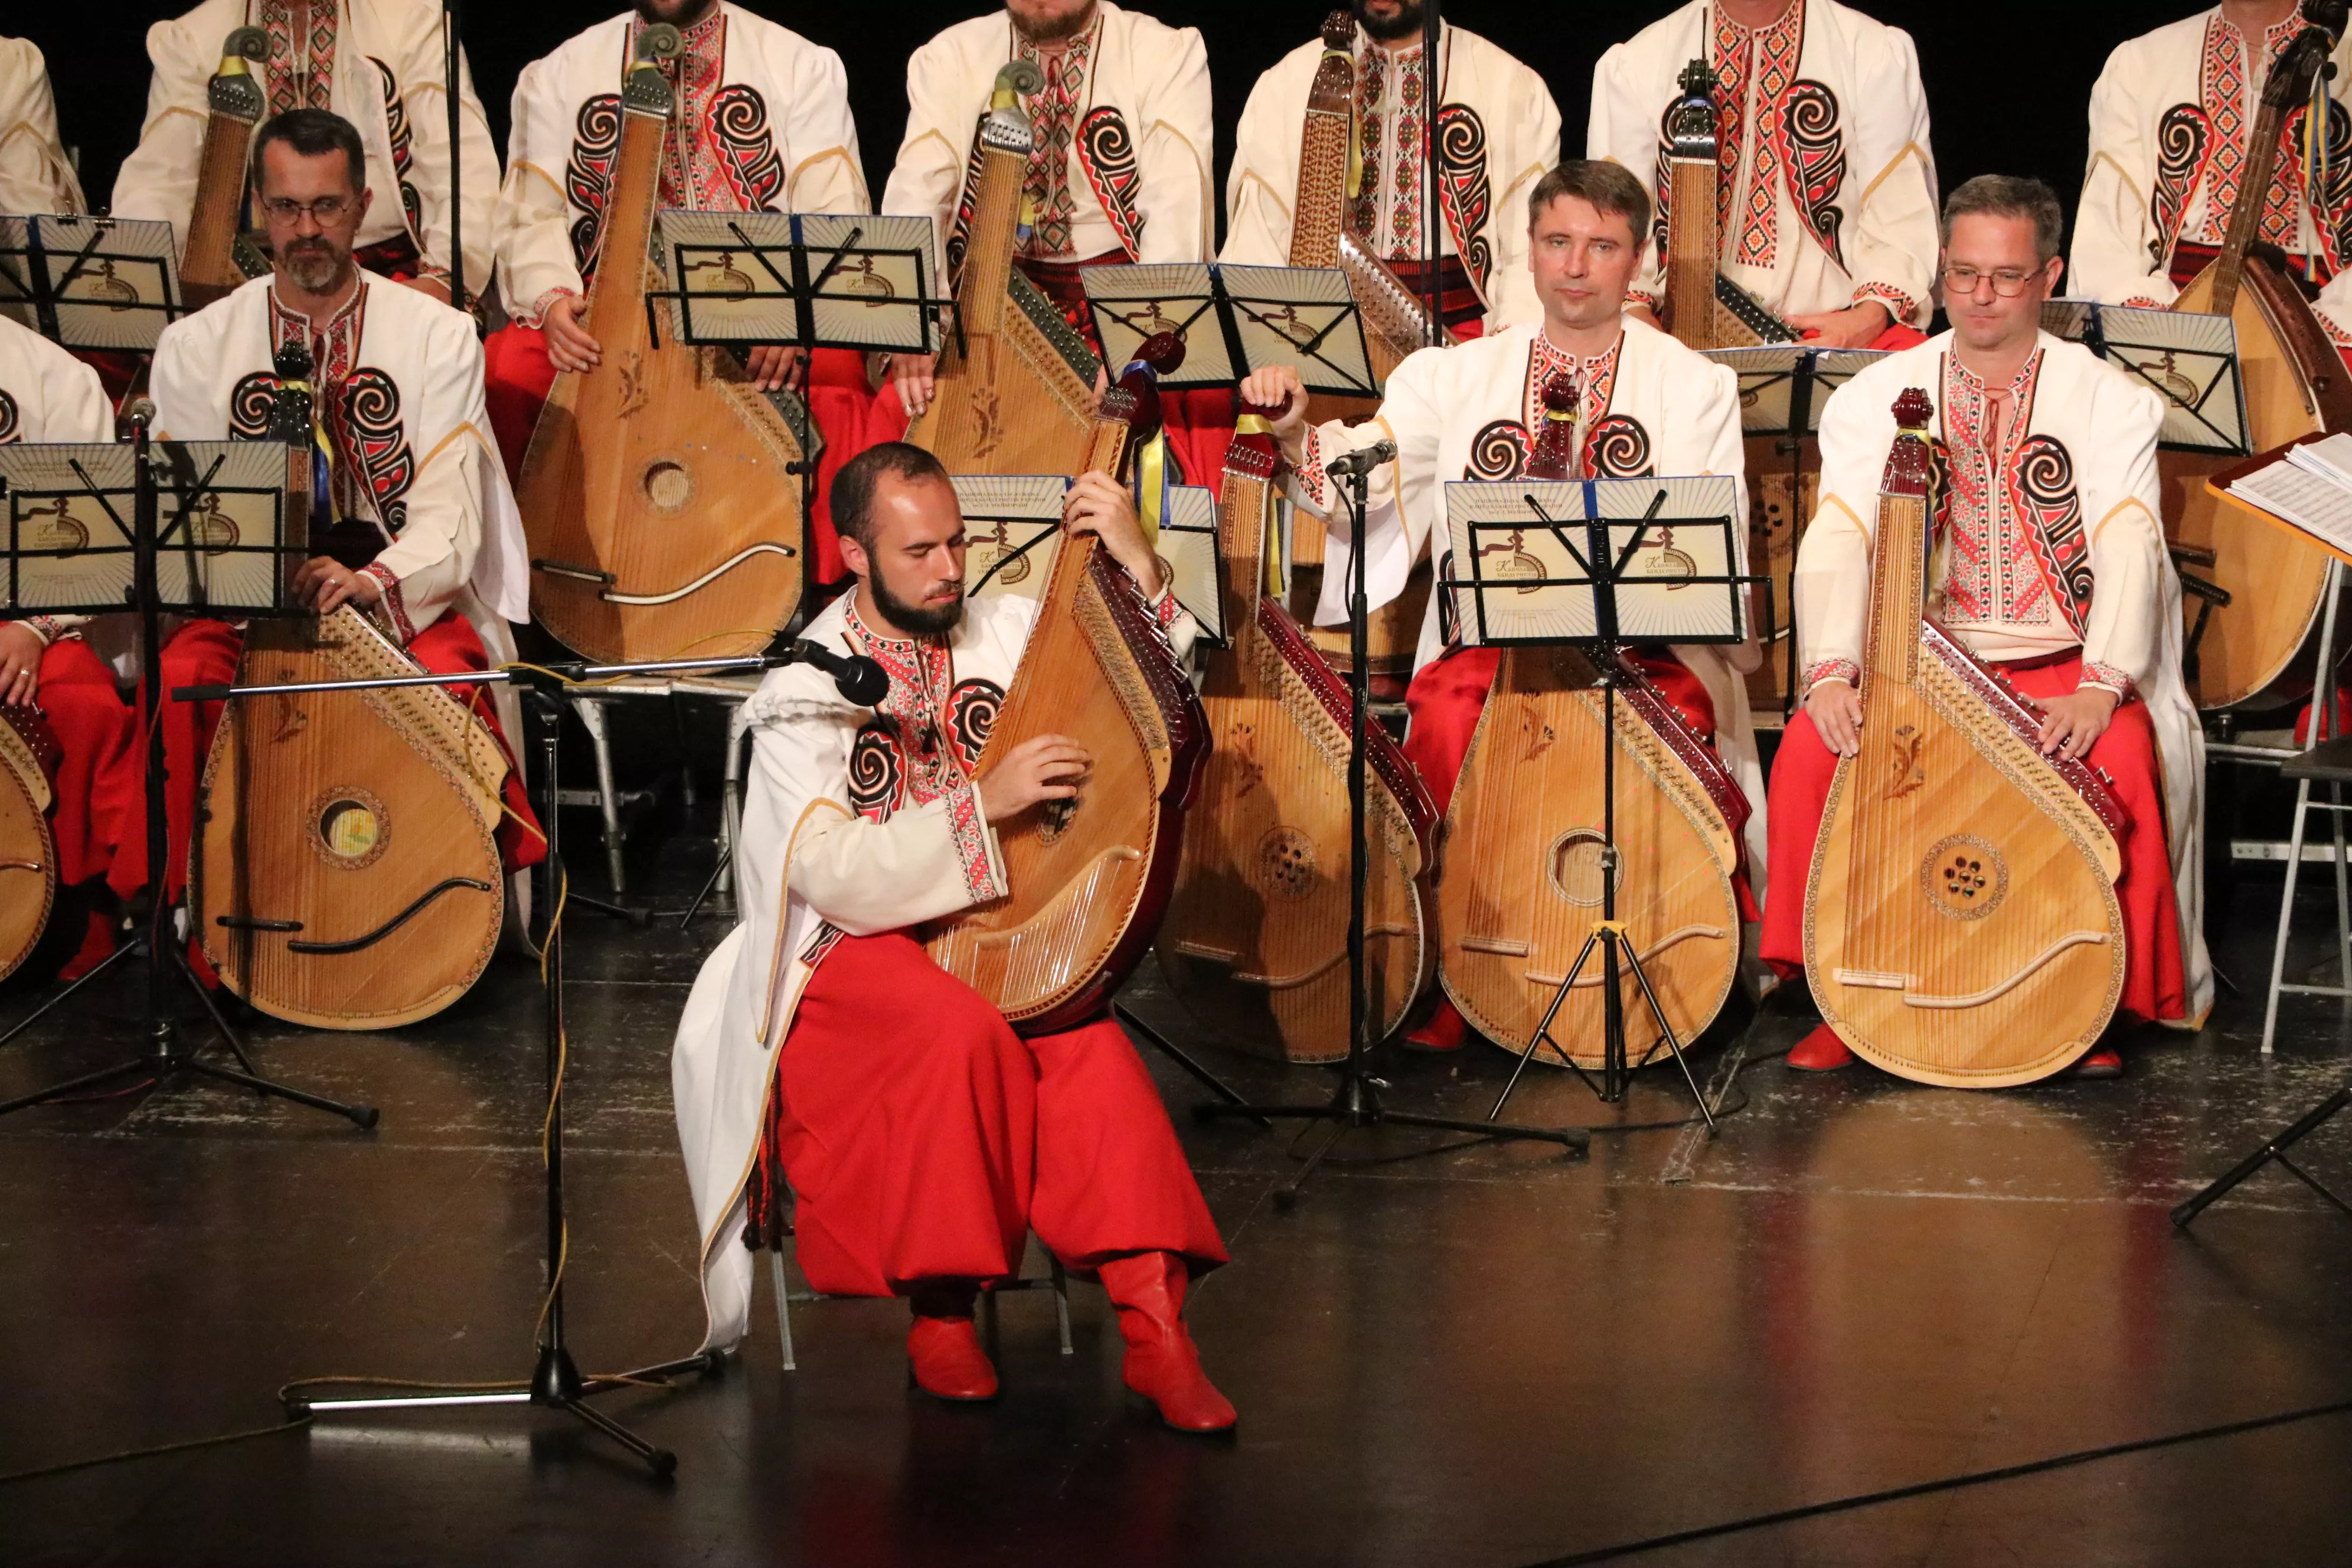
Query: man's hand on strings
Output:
[[292, 556, 384, 616], [0, 623, 43, 707], [1787, 300, 1892, 350], [542, 294, 603, 374], [891, 351, 938, 418], [1063, 471, 1165, 598], [1236, 364, 1308, 465], [745, 344, 806, 393], [2028, 685, 2118, 762], [978, 733, 1092, 820], [1806, 678, 1864, 756]]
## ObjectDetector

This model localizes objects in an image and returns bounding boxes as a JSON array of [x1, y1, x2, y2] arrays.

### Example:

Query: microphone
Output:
[[789, 639, 891, 706], [1325, 439, 1397, 478], [123, 397, 157, 430]]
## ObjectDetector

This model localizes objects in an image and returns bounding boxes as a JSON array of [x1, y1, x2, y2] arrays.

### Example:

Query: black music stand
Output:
[[0, 213, 185, 353], [1191, 454, 1589, 1208], [1080, 261, 1381, 398], [1438, 475, 1756, 1122], [949, 472, 1229, 643], [0, 420, 370, 1128]]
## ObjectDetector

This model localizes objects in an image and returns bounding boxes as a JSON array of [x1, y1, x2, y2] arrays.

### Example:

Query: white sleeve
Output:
[[1794, 377, 1894, 690], [780, 44, 870, 216], [110, 17, 214, 250], [0, 39, 83, 215], [1587, 42, 1667, 315], [362, 317, 494, 642], [1485, 66, 1560, 331], [1220, 67, 1296, 266], [1135, 25, 1214, 263], [1298, 347, 1443, 626], [388, 6, 501, 295], [2076, 382, 2169, 697], [2071, 44, 2175, 310], [1840, 29, 1938, 326], [881, 38, 976, 266], [492, 57, 585, 324]]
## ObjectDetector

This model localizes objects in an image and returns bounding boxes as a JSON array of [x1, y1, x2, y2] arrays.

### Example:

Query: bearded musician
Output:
[[671, 442, 1234, 1432], [116, 109, 539, 923], [0, 37, 83, 215], [113, 0, 499, 305], [0, 317, 136, 977], [1587, 0, 1939, 350], [1221, 0, 1562, 335], [1242, 161, 1764, 1053], [483, 0, 871, 574], [2073, 0, 2352, 353], [1762, 177, 2210, 1079], [881, 0, 1213, 422]]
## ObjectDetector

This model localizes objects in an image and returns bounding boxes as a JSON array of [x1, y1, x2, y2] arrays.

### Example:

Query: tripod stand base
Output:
[[2173, 1087, 2352, 1227]]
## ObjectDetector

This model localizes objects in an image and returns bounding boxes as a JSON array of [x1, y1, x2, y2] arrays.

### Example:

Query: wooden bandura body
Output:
[[907, 62, 1102, 478], [517, 24, 812, 665], [2159, 3, 2352, 710], [182, 26, 270, 308], [923, 345, 1208, 1033], [0, 707, 60, 983], [1157, 414, 1436, 1061], [1804, 390, 2126, 1087]]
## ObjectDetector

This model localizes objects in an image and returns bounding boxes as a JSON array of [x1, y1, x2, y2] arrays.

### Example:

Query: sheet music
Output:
[[0, 214, 181, 352], [2227, 458, 2352, 559], [1158, 484, 1224, 643], [952, 475, 1066, 601], [1703, 346, 1889, 435], [0, 439, 289, 613], [658, 211, 939, 353], [2042, 298, 2246, 455]]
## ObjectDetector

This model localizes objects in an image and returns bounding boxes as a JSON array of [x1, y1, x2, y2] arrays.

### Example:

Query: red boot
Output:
[[906, 1282, 997, 1402], [1096, 1251, 1236, 1433], [1788, 1022, 1855, 1072], [1404, 998, 1470, 1053]]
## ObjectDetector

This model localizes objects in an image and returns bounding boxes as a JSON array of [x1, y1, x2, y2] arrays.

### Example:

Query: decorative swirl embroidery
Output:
[[228, 372, 282, 440], [708, 83, 786, 211], [0, 388, 19, 445], [1466, 419, 1530, 480], [372, 57, 423, 237], [332, 367, 415, 537], [846, 725, 904, 821], [2150, 103, 2212, 269], [946, 678, 1004, 774], [945, 117, 991, 281], [1782, 80, 1847, 270], [1078, 106, 1145, 257], [566, 93, 623, 278], [2013, 433, 2092, 637], [1585, 415, 1654, 479], [1436, 103, 1494, 293], [1650, 100, 1677, 266]]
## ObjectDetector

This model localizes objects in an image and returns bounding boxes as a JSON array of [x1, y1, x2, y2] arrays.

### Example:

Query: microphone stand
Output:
[[1194, 450, 1588, 1207], [1420, 0, 1444, 347], [443, 0, 466, 313]]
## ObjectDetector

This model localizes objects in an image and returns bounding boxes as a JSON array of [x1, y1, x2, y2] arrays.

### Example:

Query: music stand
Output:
[[0, 424, 370, 1129], [1440, 474, 1753, 1121], [1079, 262, 1381, 397], [656, 210, 945, 357], [2042, 299, 2249, 456], [0, 214, 185, 351], [952, 473, 1228, 643]]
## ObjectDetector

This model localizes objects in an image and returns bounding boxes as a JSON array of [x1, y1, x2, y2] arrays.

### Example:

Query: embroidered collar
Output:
[[267, 275, 368, 375], [1525, 329, 1623, 433]]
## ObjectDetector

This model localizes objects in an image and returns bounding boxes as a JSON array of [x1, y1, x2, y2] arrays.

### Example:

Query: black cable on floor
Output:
[[1521, 1394, 2352, 1566]]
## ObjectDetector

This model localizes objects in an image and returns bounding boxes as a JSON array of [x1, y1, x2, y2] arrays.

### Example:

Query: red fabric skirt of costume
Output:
[[480, 325, 878, 587], [106, 613, 545, 906], [751, 930, 1227, 1298], [34, 637, 135, 891], [1758, 651, 2187, 1024]]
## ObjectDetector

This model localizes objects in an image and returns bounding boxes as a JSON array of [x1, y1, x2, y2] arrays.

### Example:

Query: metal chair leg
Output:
[[571, 695, 628, 895], [720, 698, 753, 904], [2264, 778, 2314, 1054], [770, 1246, 795, 1373], [1051, 1256, 1072, 1355]]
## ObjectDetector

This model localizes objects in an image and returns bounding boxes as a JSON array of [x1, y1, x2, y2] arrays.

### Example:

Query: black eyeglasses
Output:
[[260, 195, 354, 225]]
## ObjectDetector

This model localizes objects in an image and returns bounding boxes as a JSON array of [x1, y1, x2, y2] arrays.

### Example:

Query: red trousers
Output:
[[1759, 654, 2187, 1024], [32, 638, 135, 891], [107, 615, 544, 904], [763, 932, 1227, 1299], [482, 326, 877, 587]]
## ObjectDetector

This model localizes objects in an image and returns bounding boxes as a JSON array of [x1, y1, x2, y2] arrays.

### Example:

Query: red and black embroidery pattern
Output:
[[709, 83, 786, 211], [946, 678, 1004, 774], [329, 367, 416, 537], [261, 0, 337, 117], [2011, 434, 2092, 637], [1782, 80, 1847, 268], [0, 389, 19, 445], [2148, 103, 2212, 268], [228, 371, 282, 440], [371, 56, 424, 237], [1078, 106, 1145, 258], [845, 727, 903, 818], [1466, 419, 1530, 479], [564, 93, 623, 277], [1435, 103, 1494, 295], [1586, 415, 1654, 479]]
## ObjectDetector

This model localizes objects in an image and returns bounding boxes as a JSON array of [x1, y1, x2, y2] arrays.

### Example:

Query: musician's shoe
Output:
[[1787, 1023, 1855, 1072], [1404, 999, 1471, 1053], [2068, 1047, 2125, 1080], [1098, 1251, 1237, 1434], [907, 1283, 997, 1402]]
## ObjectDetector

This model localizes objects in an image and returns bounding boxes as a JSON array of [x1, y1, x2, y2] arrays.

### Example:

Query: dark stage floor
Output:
[[5, 802, 2352, 1567]]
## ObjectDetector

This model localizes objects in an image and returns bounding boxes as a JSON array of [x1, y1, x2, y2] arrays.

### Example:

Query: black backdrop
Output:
[[30, 2, 2138, 259]]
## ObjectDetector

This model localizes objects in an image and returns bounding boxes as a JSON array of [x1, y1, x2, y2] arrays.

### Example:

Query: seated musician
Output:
[[1762, 175, 2210, 1078], [0, 36, 84, 214], [119, 107, 541, 927], [1241, 159, 1766, 1053], [483, 0, 874, 578], [1587, 0, 1939, 351], [1221, 0, 1562, 335], [2072, 1, 2352, 358], [671, 441, 1234, 1432], [880, 0, 1213, 421], [112, 0, 498, 302], [0, 316, 136, 976]]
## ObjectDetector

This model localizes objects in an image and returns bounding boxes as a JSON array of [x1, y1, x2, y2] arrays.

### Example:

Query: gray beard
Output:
[[279, 247, 351, 297]]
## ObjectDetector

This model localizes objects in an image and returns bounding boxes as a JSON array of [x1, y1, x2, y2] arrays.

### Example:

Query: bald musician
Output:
[[1221, 0, 1562, 335], [1587, 0, 1940, 350], [0, 317, 134, 976], [119, 108, 538, 920], [113, 0, 498, 303], [882, 0, 1214, 419], [672, 442, 1234, 1432], [1763, 176, 2210, 1079], [2073, 1, 2352, 350], [1242, 160, 1764, 1053], [0, 37, 84, 215]]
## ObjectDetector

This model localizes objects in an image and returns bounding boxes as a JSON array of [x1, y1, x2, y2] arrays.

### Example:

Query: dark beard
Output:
[[1352, 0, 1425, 43], [635, 0, 717, 25], [1014, 1, 1096, 46], [870, 572, 965, 638]]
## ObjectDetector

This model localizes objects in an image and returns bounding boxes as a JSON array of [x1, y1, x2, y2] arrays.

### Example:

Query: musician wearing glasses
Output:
[[1762, 175, 2210, 1079], [0, 36, 83, 215], [1587, 0, 1940, 351], [119, 108, 540, 924], [671, 442, 1236, 1432], [112, 0, 499, 304], [1239, 161, 1765, 1054], [2072, 0, 2352, 354], [1220, 0, 1562, 335]]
